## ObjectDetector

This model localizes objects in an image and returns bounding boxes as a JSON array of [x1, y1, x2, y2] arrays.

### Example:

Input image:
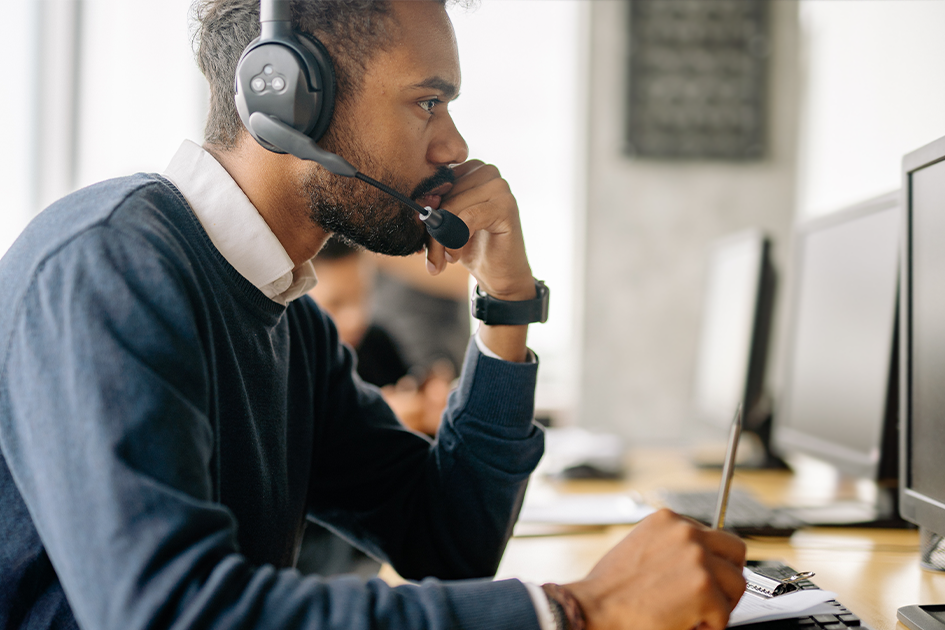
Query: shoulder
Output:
[[0, 175, 209, 356], [4, 174, 198, 280]]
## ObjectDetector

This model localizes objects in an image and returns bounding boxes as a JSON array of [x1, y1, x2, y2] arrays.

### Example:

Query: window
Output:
[[448, 1, 587, 416]]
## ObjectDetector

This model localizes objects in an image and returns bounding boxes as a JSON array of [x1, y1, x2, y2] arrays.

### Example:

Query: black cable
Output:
[[354, 170, 469, 248], [354, 172, 428, 216]]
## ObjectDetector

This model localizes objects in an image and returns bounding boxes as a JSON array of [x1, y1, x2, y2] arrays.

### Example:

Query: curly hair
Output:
[[192, 0, 453, 149]]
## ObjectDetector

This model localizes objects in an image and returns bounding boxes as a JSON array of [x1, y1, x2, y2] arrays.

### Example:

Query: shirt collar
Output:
[[161, 140, 317, 305]]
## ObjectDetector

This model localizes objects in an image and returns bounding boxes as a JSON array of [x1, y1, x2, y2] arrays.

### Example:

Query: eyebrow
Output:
[[409, 77, 460, 101]]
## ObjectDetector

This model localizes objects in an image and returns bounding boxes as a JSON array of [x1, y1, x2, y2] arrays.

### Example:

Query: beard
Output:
[[300, 123, 456, 257]]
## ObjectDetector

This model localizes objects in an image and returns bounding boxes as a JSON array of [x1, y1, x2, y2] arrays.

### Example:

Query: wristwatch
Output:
[[471, 279, 549, 325]]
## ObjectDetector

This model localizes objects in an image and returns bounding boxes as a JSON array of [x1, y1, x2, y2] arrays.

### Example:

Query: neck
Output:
[[205, 138, 330, 268]]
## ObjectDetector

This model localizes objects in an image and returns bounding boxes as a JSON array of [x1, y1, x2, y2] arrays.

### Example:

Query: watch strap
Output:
[[471, 279, 549, 326]]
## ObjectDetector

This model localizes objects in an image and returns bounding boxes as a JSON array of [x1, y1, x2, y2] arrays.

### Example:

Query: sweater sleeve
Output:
[[306, 320, 545, 582], [0, 226, 541, 630]]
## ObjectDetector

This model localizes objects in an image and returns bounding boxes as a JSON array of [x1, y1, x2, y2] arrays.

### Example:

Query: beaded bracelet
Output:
[[541, 583, 587, 630]]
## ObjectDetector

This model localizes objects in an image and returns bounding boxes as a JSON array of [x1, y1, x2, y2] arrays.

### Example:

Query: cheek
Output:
[[364, 106, 431, 160]]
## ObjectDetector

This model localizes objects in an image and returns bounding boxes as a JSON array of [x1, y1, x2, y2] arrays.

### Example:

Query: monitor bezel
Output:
[[900, 134, 945, 534], [772, 190, 901, 481], [690, 229, 774, 431]]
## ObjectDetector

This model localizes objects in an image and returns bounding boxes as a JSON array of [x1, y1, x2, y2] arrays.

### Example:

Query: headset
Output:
[[234, 0, 469, 249]]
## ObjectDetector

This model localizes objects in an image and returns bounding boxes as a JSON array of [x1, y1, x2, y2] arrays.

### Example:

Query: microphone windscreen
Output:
[[425, 210, 470, 249]]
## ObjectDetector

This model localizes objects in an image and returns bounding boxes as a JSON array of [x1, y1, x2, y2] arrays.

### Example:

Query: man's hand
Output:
[[564, 509, 747, 630], [426, 160, 533, 298], [424, 160, 535, 362]]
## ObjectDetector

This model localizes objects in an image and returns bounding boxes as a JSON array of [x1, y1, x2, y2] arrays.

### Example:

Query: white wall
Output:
[[577, 0, 945, 444], [796, 0, 945, 219], [578, 0, 801, 444], [448, 1, 587, 417], [0, 0, 207, 258], [0, 3, 37, 256], [75, 0, 208, 189]]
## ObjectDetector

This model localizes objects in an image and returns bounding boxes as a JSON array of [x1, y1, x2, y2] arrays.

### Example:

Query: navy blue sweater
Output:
[[0, 174, 545, 630]]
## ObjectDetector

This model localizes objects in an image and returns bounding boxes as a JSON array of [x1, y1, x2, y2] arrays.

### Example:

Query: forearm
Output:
[[478, 324, 530, 363], [379, 338, 543, 579], [309, 336, 541, 581]]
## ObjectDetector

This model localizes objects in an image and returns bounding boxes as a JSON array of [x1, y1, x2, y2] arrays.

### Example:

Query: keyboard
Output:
[[740, 560, 870, 629], [659, 488, 804, 537]]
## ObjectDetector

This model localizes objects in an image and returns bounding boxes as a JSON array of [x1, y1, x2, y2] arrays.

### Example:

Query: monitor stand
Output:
[[782, 484, 913, 529], [691, 413, 788, 470], [744, 411, 789, 469]]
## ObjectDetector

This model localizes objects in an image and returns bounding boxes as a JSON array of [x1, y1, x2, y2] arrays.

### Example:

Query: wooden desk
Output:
[[493, 449, 945, 630]]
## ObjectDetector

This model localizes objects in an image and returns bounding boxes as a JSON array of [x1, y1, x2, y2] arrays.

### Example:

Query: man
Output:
[[0, 1, 746, 629]]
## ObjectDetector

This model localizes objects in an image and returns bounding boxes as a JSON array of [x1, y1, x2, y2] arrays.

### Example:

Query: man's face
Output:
[[302, 1, 468, 256]]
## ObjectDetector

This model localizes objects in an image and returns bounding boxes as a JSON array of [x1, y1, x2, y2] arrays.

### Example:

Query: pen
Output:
[[712, 404, 743, 529]]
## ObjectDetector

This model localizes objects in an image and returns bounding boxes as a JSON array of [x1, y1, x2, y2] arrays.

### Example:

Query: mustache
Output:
[[410, 166, 456, 200]]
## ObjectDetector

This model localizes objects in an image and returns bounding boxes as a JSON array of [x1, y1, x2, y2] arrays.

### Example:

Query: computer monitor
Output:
[[691, 230, 778, 466], [900, 134, 945, 580], [772, 191, 903, 524]]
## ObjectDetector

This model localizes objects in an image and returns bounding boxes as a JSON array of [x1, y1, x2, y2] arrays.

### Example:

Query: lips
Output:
[[416, 182, 454, 210]]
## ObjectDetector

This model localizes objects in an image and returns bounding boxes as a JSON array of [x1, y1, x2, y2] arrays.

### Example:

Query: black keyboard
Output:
[[739, 560, 869, 629], [659, 489, 804, 537]]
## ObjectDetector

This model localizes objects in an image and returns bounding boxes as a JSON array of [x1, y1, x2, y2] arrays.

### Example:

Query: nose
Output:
[[428, 113, 469, 166]]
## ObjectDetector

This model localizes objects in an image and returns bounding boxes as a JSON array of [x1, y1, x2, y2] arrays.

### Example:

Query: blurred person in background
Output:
[[309, 237, 451, 436], [374, 251, 471, 380]]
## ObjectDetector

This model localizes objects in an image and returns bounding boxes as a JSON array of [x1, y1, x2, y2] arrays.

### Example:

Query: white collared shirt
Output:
[[162, 140, 316, 306]]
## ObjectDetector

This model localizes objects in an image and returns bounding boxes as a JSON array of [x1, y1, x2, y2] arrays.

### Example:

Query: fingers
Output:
[[672, 515, 747, 613], [425, 163, 503, 273], [673, 558, 743, 630], [668, 520, 746, 627], [448, 158, 486, 180], [696, 526, 747, 567], [434, 158, 533, 304], [427, 163, 521, 276], [656, 509, 746, 568], [674, 520, 748, 630], [441, 178, 518, 237], [442, 162, 511, 230], [705, 550, 748, 611], [425, 241, 447, 275], [443, 163, 505, 205], [570, 509, 747, 630], [696, 586, 734, 630]]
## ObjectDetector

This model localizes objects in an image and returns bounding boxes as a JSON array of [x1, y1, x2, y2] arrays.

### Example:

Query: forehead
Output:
[[366, 1, 461, 94]]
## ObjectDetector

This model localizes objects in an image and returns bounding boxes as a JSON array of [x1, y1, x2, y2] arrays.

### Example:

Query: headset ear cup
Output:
[[234, 31, 337, 151], [296, 32, 336, 142]]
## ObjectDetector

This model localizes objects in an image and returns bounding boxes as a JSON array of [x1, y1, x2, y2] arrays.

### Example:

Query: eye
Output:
[[418, 98, 443, 114]]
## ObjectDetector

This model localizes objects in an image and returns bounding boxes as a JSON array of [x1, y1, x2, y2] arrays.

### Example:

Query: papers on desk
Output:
[[517, 492, 656, 526], [728, 587, 839, 627]]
